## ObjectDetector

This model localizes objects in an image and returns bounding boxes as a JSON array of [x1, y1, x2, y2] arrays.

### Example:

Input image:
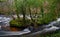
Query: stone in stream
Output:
[[53, 18, 60, 27], [28, 26, 34, 32], [0, 26, 1, 29]]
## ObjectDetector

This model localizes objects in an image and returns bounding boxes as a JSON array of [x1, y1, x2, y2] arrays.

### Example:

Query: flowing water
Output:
[[0, 15, 26, 31], [0, 15, 60, 36], [0, 15, 31, 36]]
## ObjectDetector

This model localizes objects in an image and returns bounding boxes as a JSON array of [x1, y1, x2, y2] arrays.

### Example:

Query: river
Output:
[[0, 15, 60, 37]]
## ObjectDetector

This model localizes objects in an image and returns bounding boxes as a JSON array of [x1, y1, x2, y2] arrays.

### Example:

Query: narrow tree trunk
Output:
[[41, 5, 44, 17], [29, 7, 38, 29], [22, 0, 26, 25], [14, 0, 20, 19], [34, 8, 38, 23], [29, 7, 33, 22], [21, 3, 26, 25], [34, 8, 38, 27], [22, 7, 26, 25]]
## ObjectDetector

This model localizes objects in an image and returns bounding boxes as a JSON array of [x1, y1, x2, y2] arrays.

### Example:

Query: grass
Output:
[[40, 30, 60, 37]]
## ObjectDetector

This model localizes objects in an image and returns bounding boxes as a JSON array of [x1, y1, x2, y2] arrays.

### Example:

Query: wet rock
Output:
[[28, 26, 34, 32], [23, 28, 31, 32]]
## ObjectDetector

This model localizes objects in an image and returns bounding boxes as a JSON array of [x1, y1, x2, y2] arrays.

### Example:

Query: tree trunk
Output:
[[14, 0, 20, 19], [29, 7, 33, 22], [29, 7, 38, 29]]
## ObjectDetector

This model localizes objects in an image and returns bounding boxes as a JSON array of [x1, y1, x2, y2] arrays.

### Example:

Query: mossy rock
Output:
[[10, 18, 31, 29]]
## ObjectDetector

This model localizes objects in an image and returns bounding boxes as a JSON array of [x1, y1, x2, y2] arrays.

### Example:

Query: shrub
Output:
[[37, 13, 57, 25]]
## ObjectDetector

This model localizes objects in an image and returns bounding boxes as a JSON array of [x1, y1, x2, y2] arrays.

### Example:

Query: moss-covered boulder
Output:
[[10, 18, 30, 29]]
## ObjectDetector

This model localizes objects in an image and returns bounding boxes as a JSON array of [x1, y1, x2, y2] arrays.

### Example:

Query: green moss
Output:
[[10, 18, 31, 27], [10, 19, 22, 27]]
